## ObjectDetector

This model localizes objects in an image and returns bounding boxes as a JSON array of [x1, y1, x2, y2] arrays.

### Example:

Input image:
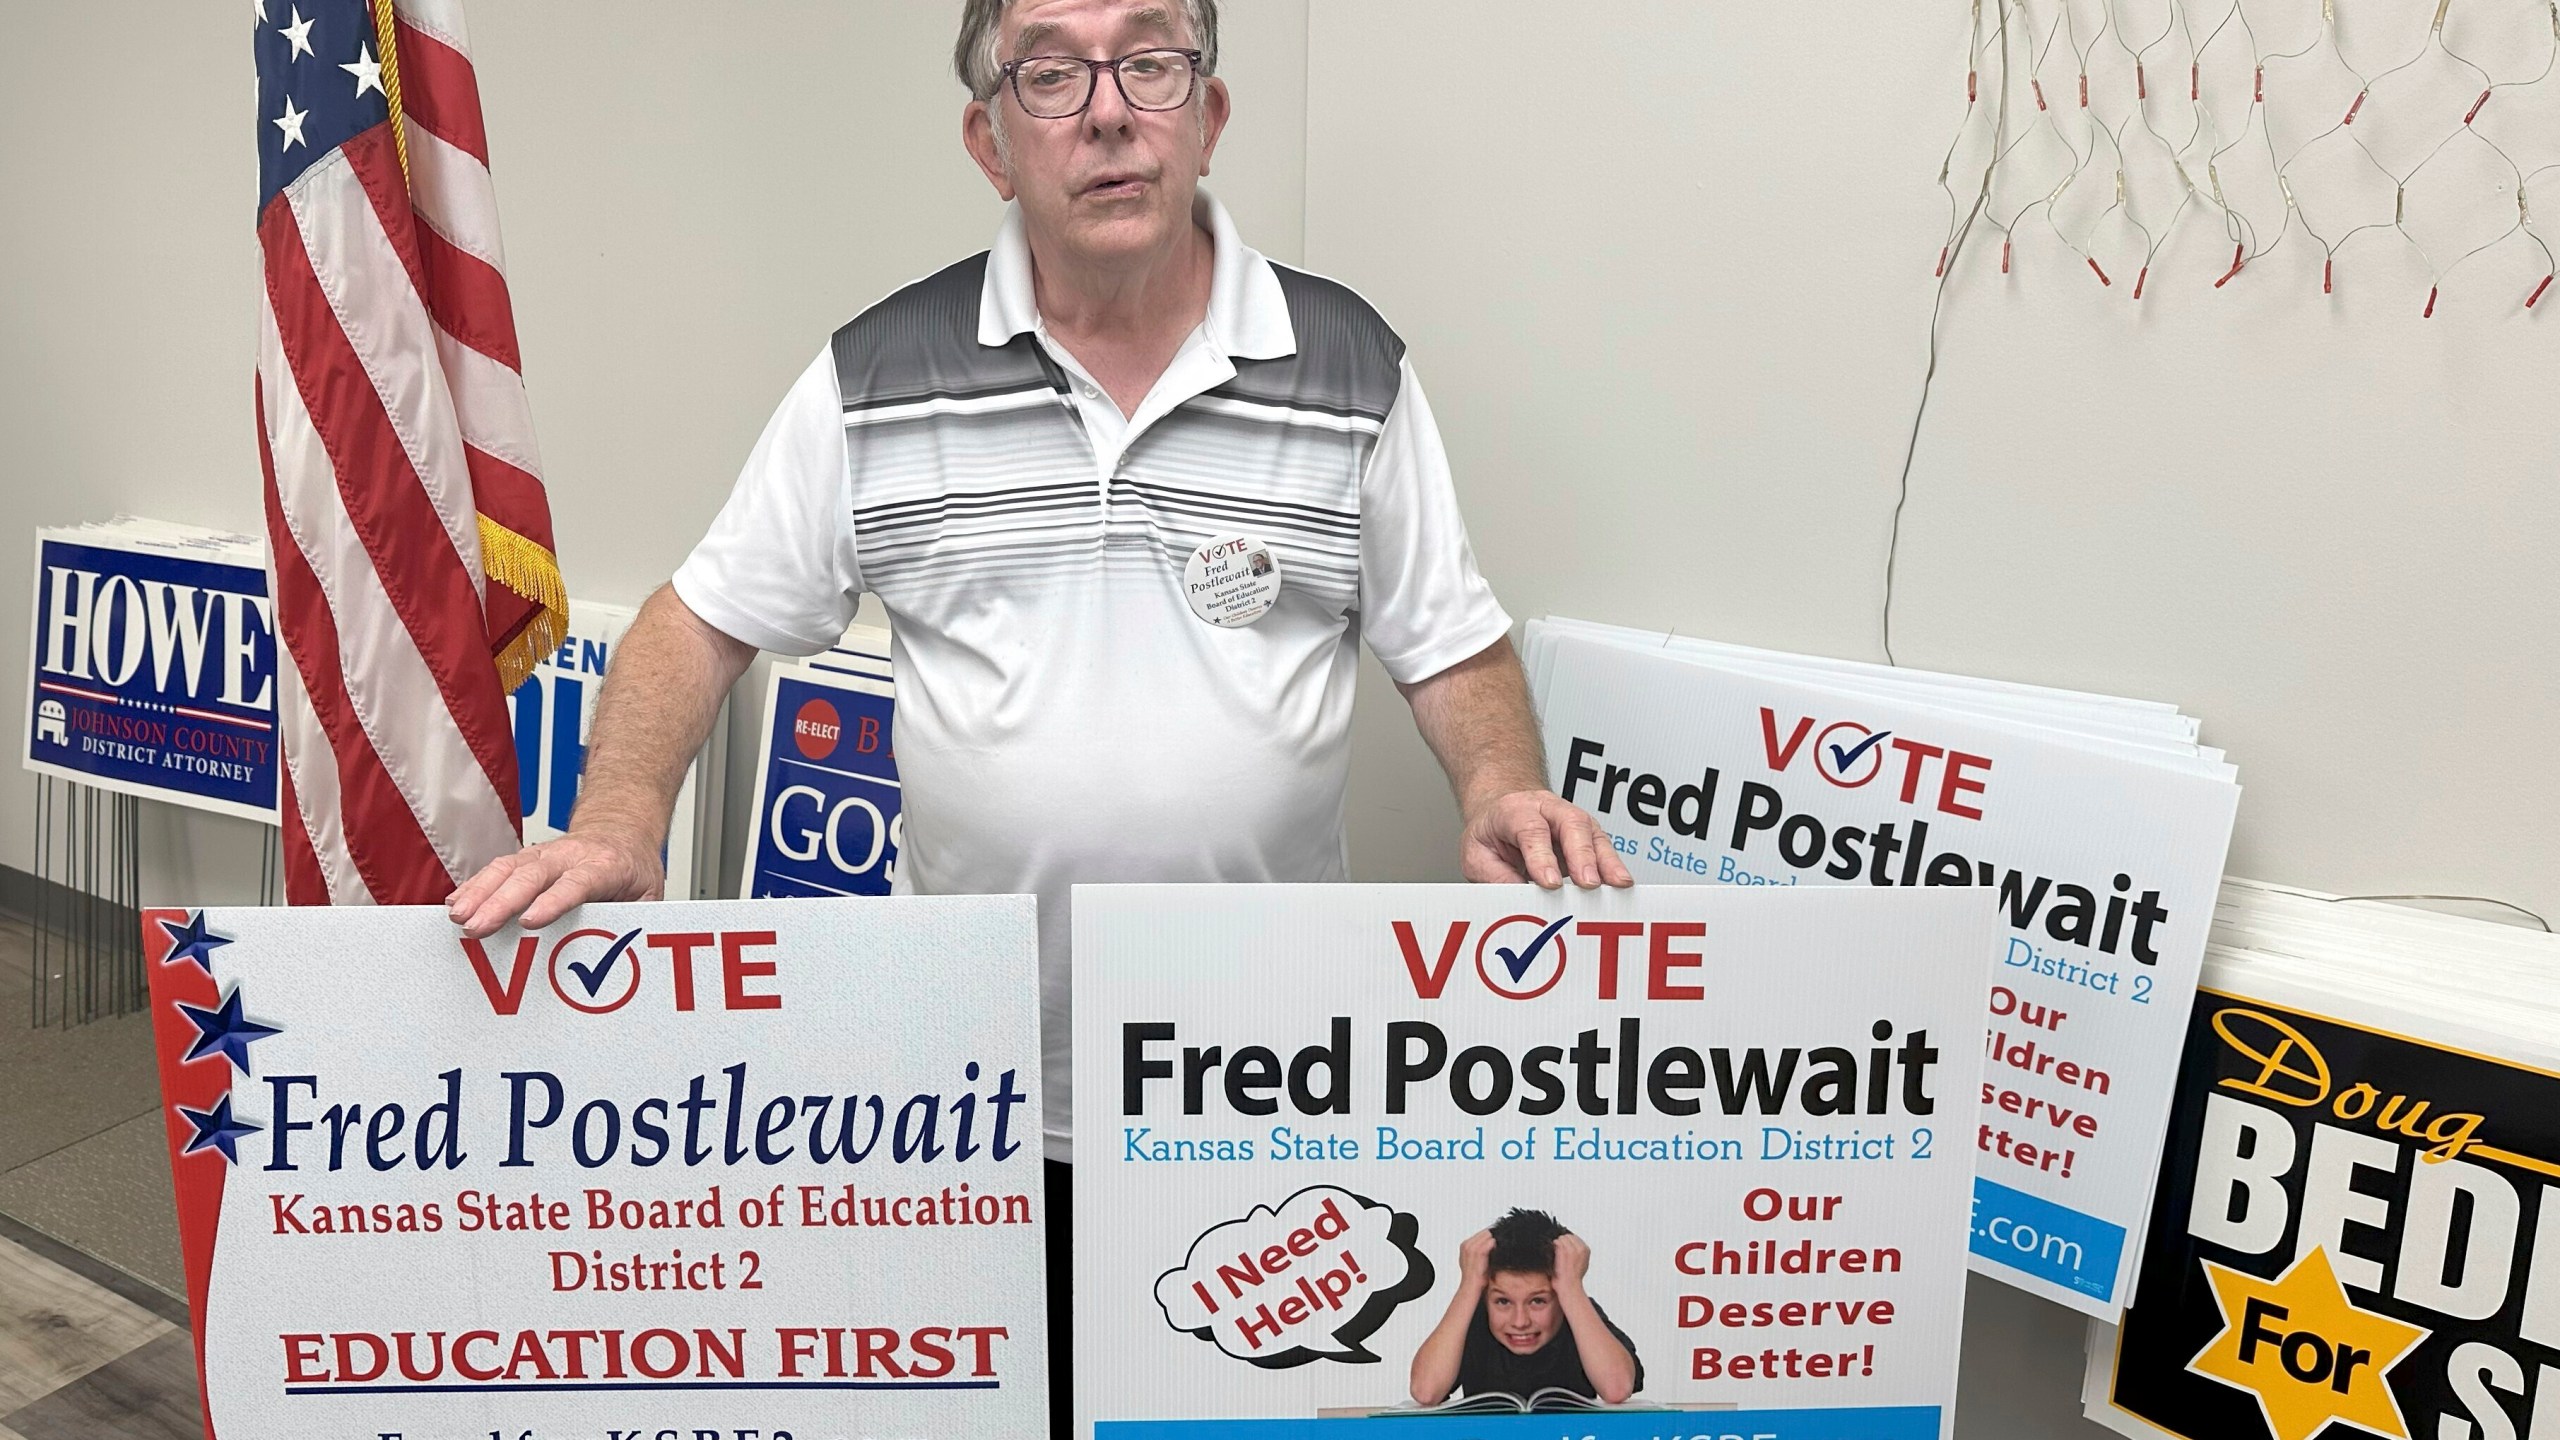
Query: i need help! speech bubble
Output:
[[1153, 1185, 1435, 1368]]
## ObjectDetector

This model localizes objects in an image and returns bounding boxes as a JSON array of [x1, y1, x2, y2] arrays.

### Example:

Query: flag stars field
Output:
[[342, 43, 384, 99], [273, 95, 309, 150], [277, 5, 316, 60]]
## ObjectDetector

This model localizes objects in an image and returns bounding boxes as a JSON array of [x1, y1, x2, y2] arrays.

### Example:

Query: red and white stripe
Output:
[[257, 0, 549, 906], [390, 0, 553, 516]]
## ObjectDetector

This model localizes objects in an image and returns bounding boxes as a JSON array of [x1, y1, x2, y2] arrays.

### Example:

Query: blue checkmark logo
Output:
[[1826, 729, 1893, 777], [566, 928, 643, 998], [1493, 916, 1574, 985]]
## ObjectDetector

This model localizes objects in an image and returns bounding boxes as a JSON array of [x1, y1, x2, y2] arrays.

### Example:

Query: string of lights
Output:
[[1890, 2, 2555, 660], [1887, 1, 2556, 661], [1933, 0, 2560, 311]]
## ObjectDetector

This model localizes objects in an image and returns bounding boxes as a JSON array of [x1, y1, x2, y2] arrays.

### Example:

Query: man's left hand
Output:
[[1461, 790, 1635, 890]]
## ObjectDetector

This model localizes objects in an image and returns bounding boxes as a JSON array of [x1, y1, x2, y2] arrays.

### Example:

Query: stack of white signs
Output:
[[740, 622, 901, 899], [2081, 879, 2560, 1440], [506, 599, 726, 899], [1523, 617, 2242, 1316], [23, 518, 277, 821]]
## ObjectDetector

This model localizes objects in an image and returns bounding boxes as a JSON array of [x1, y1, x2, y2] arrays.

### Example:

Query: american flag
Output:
[[252, 0, 565, 904]]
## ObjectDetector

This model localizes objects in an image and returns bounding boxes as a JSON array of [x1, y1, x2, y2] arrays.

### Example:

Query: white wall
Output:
[[0, 2, 269, 900], [5, 2, 2553, 1433]]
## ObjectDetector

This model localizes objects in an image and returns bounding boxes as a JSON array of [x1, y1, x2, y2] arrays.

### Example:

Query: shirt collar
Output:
[[976, 188, 1295, 361]]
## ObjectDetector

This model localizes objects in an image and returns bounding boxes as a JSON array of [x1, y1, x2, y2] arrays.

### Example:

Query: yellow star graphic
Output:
[[2186, 1247, 2430, 1440]]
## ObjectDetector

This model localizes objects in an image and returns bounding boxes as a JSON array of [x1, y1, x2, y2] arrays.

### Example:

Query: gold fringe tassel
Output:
[[493, 609, 567, 699], [371, 0, 412, 186], [479, 514, 569, 695]]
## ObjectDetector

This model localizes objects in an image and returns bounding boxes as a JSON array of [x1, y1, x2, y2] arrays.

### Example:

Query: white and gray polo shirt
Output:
[[673, 193, 1511, 1159]]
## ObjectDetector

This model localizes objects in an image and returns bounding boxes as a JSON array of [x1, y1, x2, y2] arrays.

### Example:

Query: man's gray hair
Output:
[[954, 0, 1220, 101]]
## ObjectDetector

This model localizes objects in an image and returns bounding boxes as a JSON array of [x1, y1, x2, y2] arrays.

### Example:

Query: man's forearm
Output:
[[1403, 635, 1632, 889], [446, 585, 759, 936], [570, 585, 756, 846], [1399, 635, 1547, 815]]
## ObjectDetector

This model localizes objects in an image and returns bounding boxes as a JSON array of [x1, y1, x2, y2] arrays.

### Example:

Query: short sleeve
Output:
[[1357, 360, 1513, 684], [670, 346, 861, 656]]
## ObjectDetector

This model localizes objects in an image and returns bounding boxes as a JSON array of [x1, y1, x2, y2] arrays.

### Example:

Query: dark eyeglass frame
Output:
[[997, 47, 1206, 119]]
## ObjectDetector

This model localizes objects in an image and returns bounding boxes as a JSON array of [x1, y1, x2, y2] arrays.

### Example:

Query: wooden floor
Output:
[[0, 915, 202, 1438], [0, 1220, 196, 1440]]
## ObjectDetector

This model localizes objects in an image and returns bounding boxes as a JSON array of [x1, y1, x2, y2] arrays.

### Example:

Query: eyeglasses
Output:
[[998, 48, 1203, 120]]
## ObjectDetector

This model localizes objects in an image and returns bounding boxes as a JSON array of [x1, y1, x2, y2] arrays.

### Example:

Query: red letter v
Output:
[[1760, 709, 1816, 772], [460, 935, 541, 1015], [1393, 921, 1468, 1000]]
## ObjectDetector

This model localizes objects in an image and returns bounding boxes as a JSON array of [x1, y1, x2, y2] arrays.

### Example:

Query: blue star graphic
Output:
[[177, 989, 283, 1075], [177, 1097, 262, 1164], [158, 912, 233, 974]]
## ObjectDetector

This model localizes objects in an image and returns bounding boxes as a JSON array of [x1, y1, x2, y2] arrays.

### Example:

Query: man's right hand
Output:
[[446, 826, 666, 939], [1457, 1228, 1495, 1284], [444, 584, 755, 939]]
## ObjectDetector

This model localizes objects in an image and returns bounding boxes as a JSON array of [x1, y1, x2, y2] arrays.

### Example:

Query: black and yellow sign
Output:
[[2107, 990, 2560, 1440]]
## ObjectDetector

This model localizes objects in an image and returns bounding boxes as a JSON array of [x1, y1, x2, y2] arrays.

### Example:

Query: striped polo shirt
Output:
[[673, 193, 1511, 1159]]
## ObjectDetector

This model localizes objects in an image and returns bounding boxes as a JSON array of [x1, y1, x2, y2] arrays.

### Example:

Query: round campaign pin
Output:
[[1183, 536, 1284, 627]]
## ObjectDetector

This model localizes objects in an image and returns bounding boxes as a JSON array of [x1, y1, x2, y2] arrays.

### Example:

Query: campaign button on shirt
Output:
[[1183, 536, 1282, 627]]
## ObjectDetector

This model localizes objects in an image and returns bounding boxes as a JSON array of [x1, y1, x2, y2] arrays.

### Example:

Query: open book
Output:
[[1394, 1390, 1664, 1415]]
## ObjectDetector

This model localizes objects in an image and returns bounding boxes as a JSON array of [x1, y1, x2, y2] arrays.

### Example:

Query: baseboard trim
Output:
[[0, 865, 141, 938]]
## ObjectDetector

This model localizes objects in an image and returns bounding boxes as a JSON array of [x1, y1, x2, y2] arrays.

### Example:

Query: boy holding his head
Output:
[[1409, 1208, 1643, 1406]]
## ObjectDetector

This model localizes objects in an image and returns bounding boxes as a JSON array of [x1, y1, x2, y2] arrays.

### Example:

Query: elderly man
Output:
[[447, 0, 1629, 1425]]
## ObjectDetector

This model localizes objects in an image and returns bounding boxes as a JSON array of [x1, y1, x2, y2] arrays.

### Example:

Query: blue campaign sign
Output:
[[509, 609, 620, 839], [1967, 1175, 2127, 1303], [22, 534, 279, 821], [743, 667, 900, 898], [506, 600, 713, 898]]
